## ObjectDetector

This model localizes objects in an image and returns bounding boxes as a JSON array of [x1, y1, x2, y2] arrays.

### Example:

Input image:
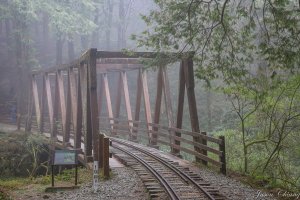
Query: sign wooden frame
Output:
[[51, 150, 78, 187]]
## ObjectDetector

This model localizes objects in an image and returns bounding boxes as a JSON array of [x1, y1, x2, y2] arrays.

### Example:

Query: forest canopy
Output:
[[135, 0, 300, 191]]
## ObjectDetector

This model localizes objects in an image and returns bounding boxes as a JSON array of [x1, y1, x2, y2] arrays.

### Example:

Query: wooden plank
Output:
[[97, 58, 143, 64], [31, 50, 194, 75], [173, 144, 222, 167], [88, 48, 99, 162], [140, 70, 153, 142], [157, 132, 222, 156], [96, 64, 143, 73], [45, 74, 54, 133], [121, 71, 133, 138], [57, 71, 66, 136], [103, 73, 115, 132], [169, 127, 222, 144], [96, 51, 193, 59], [32, 76, 41, 130], [153, 67, 163, 145]]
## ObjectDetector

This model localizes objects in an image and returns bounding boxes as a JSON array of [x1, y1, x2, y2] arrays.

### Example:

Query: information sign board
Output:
[[53, 150, 77, 165]]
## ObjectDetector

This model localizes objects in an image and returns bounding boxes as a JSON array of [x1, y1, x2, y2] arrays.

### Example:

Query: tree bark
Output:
[[118, 0, 126, 49], [56, 35, 63, 65], [68, 35, 75, 62], [42, 13, 50, 60], [105, 0, 114, 50], [91, 8, 100, 48]]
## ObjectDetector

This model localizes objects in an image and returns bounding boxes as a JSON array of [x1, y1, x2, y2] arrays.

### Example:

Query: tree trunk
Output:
[[56, 35, 63, 65], [68, 35, 75, 62], [91, 8, 100, 48], [118, 0, 126, 49], [105, 0, 114, 50], [42, 13, 50, 61], [81, 35, 89, 51], [206, 89, 212, 132], [5, 19, 12, 57]]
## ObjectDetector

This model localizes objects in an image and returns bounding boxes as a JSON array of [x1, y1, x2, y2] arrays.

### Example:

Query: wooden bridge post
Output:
[[113, 73, 122, 136], [102, 137, 110, 178], [121, 71, 134, 140], [69, 67, 78, 136], [88, 48, 99, 163], [25, 75, 33, 132], [52, 72, 60, 139], [75, 64, 83, 150], [161, 67, 176, 153], [99, 133, 104, 168], [183, 58, 207, 165], [57, 70, 67, 139], [40, 74, 46, 133], [86, 66, 93, 162], [44, 73, 54, 135], [80, 64, 93, 162], [133, 69, 142, 141], [219, 136, 226, 175], [32, 75, 41, 131], [140, 70, 153, 145], [103, 73, 115, 134], [64, 69, 72, 146], [153, 67, 163, 145], [175, 61, 185, 154]]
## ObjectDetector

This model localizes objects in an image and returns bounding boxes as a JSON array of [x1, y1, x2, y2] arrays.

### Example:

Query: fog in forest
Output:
[[0, 0, 155, 114], [1, 1, 299, 195]]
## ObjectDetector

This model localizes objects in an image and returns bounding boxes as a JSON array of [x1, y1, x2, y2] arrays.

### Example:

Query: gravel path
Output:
[[52, 168, 148, 200]]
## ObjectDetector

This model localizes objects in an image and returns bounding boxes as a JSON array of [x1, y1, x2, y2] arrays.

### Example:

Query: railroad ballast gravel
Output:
[[52, 168, 148, 200]]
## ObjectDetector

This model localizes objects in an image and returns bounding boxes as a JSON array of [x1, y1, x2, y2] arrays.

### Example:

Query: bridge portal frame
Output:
[[22, 49, 226, 174]]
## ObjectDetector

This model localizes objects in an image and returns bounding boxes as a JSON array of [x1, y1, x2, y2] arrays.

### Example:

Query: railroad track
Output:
[[110, 137, 226, 200]]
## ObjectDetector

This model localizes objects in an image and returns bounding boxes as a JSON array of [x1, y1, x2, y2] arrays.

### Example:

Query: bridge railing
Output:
[[99, 117, 226, 175]]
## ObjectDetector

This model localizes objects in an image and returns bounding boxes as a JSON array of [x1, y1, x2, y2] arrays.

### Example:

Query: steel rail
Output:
[[111, 137, 216, 200], [112, 142, 180, 200]]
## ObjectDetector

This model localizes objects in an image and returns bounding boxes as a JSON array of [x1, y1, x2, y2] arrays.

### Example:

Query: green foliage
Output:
[[38, 0, 98, 36], [136, 0, 300, 192], [0, 178, 31, 190], [0, 132, 50, 178], [135, 0, 300, 82]]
